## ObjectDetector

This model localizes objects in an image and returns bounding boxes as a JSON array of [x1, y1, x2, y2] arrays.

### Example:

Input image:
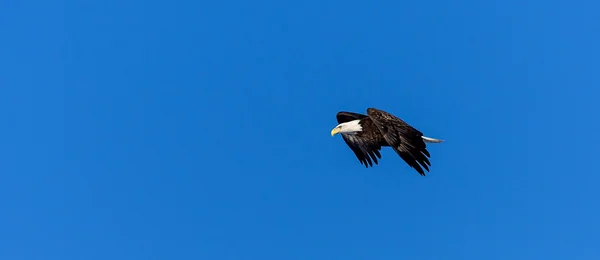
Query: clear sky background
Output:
[[1, 0, 599, 259]]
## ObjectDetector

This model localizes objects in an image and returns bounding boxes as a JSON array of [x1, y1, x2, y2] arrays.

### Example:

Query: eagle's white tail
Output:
[[422, 136, 444, 143]]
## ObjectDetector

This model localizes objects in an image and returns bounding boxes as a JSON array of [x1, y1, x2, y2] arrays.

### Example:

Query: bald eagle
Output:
[[331, 108, 443, 176]]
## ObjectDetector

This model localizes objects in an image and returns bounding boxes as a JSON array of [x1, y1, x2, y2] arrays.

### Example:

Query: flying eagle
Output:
[[330, 108, 443, 176]]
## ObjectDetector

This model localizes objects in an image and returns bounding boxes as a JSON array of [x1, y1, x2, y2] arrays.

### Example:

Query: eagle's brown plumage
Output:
[[335, 108, 441, 176]]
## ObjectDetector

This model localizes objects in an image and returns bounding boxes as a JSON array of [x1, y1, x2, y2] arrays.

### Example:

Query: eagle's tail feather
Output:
[[422, 136, 444, 143]]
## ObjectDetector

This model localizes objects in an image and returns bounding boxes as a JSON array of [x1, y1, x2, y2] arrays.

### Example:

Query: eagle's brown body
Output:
[[334, 108, 443, 176]]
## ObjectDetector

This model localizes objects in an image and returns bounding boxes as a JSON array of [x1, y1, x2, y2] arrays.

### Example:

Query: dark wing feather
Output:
[[336, 111, 368, 124], [366, 108, 432, 176], [336, 112, 384, 168]]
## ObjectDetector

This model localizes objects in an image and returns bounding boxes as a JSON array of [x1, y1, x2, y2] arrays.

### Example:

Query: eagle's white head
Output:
[[331, 120, 363, 136]]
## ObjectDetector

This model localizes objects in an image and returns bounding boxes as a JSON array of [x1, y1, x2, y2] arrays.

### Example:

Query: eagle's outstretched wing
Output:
[[366, 108, 432, 175], [336, 112, 383, 167]]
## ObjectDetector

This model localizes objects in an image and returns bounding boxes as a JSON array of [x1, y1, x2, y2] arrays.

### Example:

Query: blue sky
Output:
[[1, 0, 599, 259]]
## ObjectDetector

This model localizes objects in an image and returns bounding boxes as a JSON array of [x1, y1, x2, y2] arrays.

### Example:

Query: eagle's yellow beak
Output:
[[331, 127, 341, 136]]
